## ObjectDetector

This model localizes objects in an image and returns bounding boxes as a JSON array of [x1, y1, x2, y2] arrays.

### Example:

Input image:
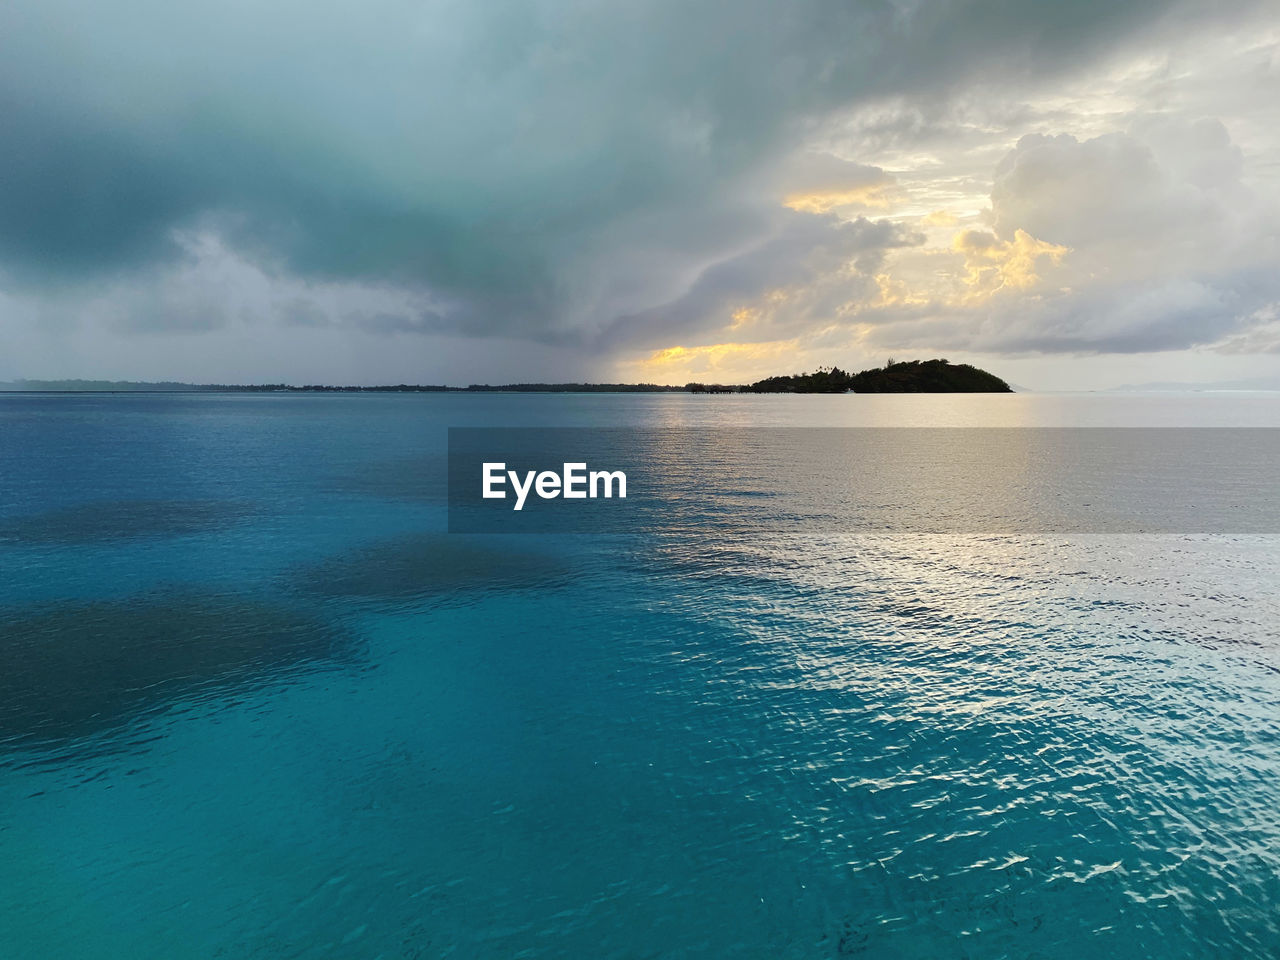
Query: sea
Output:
[[1, 392, 1278, 959]]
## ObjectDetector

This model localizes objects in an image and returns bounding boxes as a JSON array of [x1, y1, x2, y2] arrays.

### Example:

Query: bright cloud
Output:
[[951, 229, 1069, 297]]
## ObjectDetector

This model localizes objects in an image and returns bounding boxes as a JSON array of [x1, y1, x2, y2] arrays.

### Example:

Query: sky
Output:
[[1, 0, 1277, 390]]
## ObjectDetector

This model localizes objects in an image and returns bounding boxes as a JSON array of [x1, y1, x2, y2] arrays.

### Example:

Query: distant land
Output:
[[1110, 375, 1280, 392], [0, 379, 683, 393], [0, 360, 1012, 394]]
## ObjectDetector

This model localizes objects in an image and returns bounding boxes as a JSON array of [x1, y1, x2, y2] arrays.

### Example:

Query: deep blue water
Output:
[[2, 392, 1279, 959]]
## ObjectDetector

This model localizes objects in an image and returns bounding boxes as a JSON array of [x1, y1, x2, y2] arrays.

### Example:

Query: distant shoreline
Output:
[[0, 360, 1015, 395], [0, 383, 684, 394]]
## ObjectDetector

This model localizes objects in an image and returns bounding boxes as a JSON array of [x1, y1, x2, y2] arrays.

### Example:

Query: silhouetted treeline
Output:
[[295, 384, 454, 392], [743, 366, 853, 393]]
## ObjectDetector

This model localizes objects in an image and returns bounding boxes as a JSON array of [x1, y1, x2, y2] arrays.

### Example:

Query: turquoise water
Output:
[[2, 393, 1279, 959]]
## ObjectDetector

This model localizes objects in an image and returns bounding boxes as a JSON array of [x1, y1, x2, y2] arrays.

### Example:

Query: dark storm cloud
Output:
[[0, 97, 202, 277]]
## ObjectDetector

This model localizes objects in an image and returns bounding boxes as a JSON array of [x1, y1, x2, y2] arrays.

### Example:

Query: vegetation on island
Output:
[[847, 359, 1012, 393], [697, 359, 1013, 394], [738, 366, 854, 394]]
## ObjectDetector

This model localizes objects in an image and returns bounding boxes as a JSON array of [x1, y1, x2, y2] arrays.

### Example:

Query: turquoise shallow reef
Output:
[[1, 392, 1279, 959]]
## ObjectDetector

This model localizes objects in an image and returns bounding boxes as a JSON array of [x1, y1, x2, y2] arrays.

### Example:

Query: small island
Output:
[[693, 359, 1012, 394]]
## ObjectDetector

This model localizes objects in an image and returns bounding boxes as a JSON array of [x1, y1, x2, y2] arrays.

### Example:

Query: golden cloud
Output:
[[922, 209, 958, 226], [783, 183, 897, 214], [622, 339, 805, 382], [952, 228, 1068, 297]]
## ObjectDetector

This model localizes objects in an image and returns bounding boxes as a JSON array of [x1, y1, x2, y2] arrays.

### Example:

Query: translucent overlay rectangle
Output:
[[447, 428, 1280, 534]]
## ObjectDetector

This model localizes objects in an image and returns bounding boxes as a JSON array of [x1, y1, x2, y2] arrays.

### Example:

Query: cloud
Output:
[[990, 128, 1241, 262], [276, 299, 332, 329], [951, 228, 1069, 296], [622, 340, 805, 384], [825, 116, 1277, 358], [0, 0, 1276, 383], [354, 311, 452, 336], [623, 115, 1278, 364], [601, 211, 924, 349], [976, 124, 1277, 351], [778, 153, 898, 213]]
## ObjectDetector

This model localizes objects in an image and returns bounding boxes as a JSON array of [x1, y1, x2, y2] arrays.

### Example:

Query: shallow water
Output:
[[1, 393, 1278, 959]]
